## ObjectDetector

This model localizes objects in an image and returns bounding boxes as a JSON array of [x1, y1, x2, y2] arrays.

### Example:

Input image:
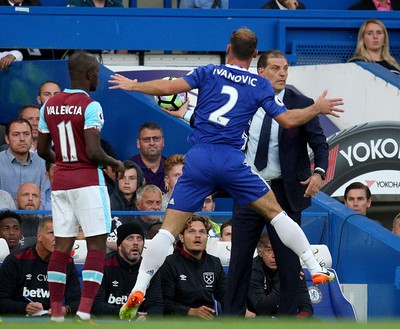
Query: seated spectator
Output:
[[349, 0, 400, 10], [162, 154, 185, 211], [0, 216, 80, 316], [36, 80, 62, 105], [0, 105, 41, 152], [201, 193, 220, 237], [0, 210, 22, 254], [246, 232, 313, 318], [0, 189, 16, 210], [392, 213, 400, 236], [0, 118, 49, 199], [219, 220, 232, 242], [92, 222, 164, 318], [16, 182, 42, 248], [160, 214, 226, 319], [179, 0, 228, 8], [42, 161, 56, 212], [107, 184, 163, 252], [349, 19, 400, 74], [262, 0, 305, 9], [343, 182, 372, 216], [0, 0, 40, 6], [110, 160, 145, 212], [0, 50, 22, 70], [129, 122, 167, 193], [133, 184, 163, 238]]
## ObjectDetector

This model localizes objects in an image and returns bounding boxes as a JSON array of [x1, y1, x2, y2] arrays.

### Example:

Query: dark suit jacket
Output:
[[349, 0, 400, 10], [0, 0, 41, 5], [262, 0, 306, 9], [264, 86, 328, 212]]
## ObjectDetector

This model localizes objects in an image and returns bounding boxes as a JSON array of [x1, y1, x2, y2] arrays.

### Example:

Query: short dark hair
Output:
[[37, 80, 62, 96], [344, 182, 371, 200], [18, 104, 40, 117], [220, 220, 232, 236], [257, 50, 287, 69], [0, 210, 22, 225], [6, 118, 32, 136], [138, 122, 163, 138]]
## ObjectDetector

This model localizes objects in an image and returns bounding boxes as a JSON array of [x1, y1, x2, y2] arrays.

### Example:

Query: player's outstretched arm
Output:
[[274, 90, 344, 128], [109, 74, 191, 96]]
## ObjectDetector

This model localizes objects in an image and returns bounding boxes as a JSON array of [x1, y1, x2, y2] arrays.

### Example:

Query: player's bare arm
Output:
[[109, 73, 191, 96], [274, 90, 344, 128], [37, 131, 56, 163]]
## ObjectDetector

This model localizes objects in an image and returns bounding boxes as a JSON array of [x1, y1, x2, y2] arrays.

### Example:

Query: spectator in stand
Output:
[[36, 80, 62, 105], [246, 232, 313, 318], [349, 0, 400, 10], [160, 214, 226, 318], [0, 216, 81, 316], [0, 118, 48, 200], [349, 19, 400, 74], [0, 0, 40, 6], [129, 122, 167, 193], [15, 182, 42, 248], [0, 210, 23, 254], [0, 189, 16, 210], [106, 160, 145, 251], [92, 222, 164, 318], [219, 220, 232, 242], [162, 154, 185, 211], [262, 0, 305, 9], [179, 0, 228, 9], [0, 105, 41, 152], [101, 139, 118, 195], [110, 160, 145, 212], [392, 213, 400, 236], [0, 50, 22, 70], [133, 184, 163, 238], [42, 161, 56, 212], [343, 182, 372, 216]]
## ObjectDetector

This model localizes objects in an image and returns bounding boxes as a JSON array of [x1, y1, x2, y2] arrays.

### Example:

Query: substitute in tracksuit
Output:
[[160, 214, 226, 319], [0, 216, 80, 316], [92, 222, 164, 318]]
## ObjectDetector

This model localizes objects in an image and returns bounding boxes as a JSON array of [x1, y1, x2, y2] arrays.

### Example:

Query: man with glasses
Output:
[[129, 122, 167, 193]]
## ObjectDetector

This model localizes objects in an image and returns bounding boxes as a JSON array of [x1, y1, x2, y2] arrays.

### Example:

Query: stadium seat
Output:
[[305, 268, 357, 320], [0, 238, 10, 262]]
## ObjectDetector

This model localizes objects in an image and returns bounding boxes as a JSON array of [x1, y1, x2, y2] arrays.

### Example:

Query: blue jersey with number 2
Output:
[[183, 64, 287, 149]]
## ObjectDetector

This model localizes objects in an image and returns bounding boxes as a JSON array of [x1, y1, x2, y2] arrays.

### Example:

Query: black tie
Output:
[[254, 114, 272, 171]]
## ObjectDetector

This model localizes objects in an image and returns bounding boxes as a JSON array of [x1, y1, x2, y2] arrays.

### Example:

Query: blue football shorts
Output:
[[168, 144, 270, 212]]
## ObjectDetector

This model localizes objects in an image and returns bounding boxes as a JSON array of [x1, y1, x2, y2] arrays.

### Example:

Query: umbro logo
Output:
[[180, 274, 187, 281], [112, 280, 119, 287], [26, 274, 32, 280]]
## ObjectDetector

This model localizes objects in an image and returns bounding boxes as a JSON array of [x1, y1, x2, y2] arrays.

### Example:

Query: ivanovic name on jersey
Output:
[[46, 105, 83, 115], [213, 68, 258, 86]]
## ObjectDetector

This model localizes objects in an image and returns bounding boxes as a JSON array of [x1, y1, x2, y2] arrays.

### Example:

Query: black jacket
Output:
[[247, 256, 313, 316], [160, 242, 226, 315], [92, 251, 164, 316], [0, 246, 80, 315]]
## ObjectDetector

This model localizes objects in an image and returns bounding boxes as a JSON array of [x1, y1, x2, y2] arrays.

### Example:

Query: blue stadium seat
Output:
[[305, 269, 357, 320]]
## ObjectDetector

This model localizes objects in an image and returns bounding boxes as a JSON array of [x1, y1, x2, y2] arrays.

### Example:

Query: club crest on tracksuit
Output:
[[203, 272, 214, 286]]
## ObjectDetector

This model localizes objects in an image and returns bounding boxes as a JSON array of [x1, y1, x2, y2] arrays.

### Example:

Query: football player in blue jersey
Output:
[[109, 27, 344, 319]]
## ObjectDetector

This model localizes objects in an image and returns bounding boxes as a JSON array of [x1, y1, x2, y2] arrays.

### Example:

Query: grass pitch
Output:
[[1, 316, 400, 329]]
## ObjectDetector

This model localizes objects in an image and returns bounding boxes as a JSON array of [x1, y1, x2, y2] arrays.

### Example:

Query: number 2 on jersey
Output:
[[57, 121, 78, 162], [208, 85, 238, 126]]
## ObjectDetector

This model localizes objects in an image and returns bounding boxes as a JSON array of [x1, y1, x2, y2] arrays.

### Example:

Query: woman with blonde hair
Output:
[[349, 18, 400, 74]]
